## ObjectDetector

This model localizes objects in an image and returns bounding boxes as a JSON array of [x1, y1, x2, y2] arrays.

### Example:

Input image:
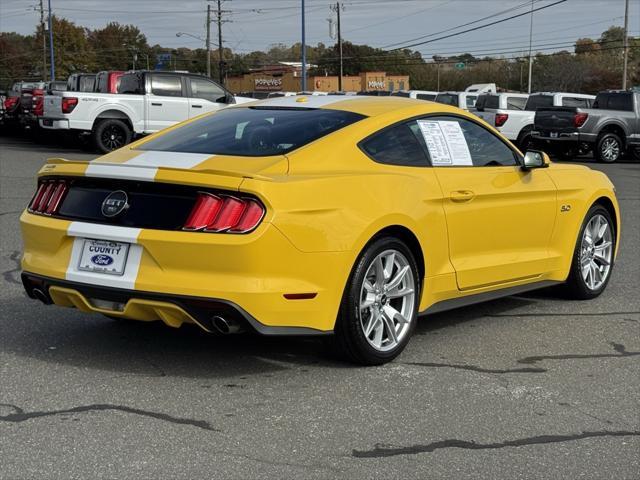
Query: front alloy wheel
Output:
[[579, 214, 613, 291], [332, 237, 420, 365], [564, 205, 615, 299]]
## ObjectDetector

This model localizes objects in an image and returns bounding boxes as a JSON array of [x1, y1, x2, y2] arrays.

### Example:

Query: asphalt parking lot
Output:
[[0, 133, 638, 479]]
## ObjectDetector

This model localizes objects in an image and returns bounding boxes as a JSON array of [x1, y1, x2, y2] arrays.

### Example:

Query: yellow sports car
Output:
[[20, 96, 620, 364]]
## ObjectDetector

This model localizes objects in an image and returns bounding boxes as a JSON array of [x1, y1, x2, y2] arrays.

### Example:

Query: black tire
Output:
[[517, 127, 534, 152], [595, 132, 623, 163], [563, 205, 615, 300], [93, 118, 132, 153], [330, 236, 420, 365]]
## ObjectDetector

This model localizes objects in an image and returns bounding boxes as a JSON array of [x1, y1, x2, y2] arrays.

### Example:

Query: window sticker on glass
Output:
[[417, 120, 473, 166]]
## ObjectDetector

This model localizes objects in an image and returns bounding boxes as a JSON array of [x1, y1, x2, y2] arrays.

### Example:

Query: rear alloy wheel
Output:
[[596, 133, 623, 163], [564, 206, 615, 299], [94, 119, 132, 153], [332, 237, 419, 365]]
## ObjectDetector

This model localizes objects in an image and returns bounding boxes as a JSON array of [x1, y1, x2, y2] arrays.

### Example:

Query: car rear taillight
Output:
[[32, 88, 45, 116], [28, 179, 68, 216], [4, 96, 18, 111], [61, 97, 78, 114], [573, 112, 588, 128], [494, 113, 509, 127], [183, 193, 265, 233]]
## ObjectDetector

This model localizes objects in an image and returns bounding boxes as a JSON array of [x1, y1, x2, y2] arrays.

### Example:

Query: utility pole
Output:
[[301, 0, 307, 91], [217, 0, 224, 84], [622, 0, 629, 90], [39, 0, 46, 80], [47, 0, 55, 81], [206, 4, 211, 78], [527, 0, 534, 93], [331, 3, 344, 91]]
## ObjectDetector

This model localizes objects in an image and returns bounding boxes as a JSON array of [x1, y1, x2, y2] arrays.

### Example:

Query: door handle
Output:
[[450, 190, 476, 203], [191, 104, 202, 108], [151, 102, 162, 106]]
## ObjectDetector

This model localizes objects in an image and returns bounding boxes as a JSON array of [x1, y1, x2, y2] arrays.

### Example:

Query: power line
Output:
[[387, 0, 568, 51]]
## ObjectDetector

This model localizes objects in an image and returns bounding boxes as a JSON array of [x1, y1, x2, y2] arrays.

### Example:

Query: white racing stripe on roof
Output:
[[85, 151, 212, 182], [249, 95, 369, 109]]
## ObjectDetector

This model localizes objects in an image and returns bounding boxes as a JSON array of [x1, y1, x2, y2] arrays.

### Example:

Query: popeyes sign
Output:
[[255, 77, 282, 91]]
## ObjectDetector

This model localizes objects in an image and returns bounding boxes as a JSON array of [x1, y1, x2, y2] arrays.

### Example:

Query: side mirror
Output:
[[522, 150, 550, 170]]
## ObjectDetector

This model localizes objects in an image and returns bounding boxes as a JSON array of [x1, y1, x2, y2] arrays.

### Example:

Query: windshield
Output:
[[138, 106, 366, 156], [525, 95, 553, 110]]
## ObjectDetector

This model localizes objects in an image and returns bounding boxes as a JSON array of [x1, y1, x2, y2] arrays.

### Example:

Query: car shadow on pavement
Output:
[[1, 290, 552, 377]]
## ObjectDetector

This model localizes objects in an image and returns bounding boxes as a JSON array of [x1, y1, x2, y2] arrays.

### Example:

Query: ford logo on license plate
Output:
[[91, 254, 114, 266]]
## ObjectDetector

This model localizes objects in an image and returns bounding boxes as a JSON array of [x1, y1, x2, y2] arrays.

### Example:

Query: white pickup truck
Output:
[[473, 92, 595, 150], [40, 71, 245, 152]]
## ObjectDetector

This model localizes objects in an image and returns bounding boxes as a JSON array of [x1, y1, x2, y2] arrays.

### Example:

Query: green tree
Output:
[[88, 22, 149, 71]]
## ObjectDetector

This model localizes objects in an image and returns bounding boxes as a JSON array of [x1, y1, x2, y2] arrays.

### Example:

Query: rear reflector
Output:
[[28, 179, 68, 215], [183, 193, 265, 233], [494, 113, 509, 127]]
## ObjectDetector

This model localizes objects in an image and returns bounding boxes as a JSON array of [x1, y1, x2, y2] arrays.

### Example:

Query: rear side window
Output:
[[562, 97, 590, 108], [79, 76, 95, 92], [594, 93, 633, 111], [151, 75, 183, 97], [465, 95, 478, 108], [360, 122, 429, 167], [477, 95, 499, 110], [138, 107, 365, 156], [416, 93, 436, 101], [189, 77, 226, 102], [525, 95, 553, 110], [506, 96, 527, 110], [435, 93, 459, 106], [118, 74, 144, 94]]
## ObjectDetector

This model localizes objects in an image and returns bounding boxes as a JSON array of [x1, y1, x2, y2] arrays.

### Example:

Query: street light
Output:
[[177, 31, 210, 77]]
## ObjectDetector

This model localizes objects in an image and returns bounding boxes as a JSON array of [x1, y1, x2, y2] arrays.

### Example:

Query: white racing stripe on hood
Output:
[[65, 222, 142, 290], [85, 151, 212, 182]]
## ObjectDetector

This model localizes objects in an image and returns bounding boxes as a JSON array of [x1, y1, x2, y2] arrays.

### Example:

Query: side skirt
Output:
[[420, 280, 561, 316]]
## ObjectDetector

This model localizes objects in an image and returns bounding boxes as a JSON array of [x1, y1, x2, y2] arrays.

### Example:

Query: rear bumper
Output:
[[21, 272, 330, 335], [20, 212, 352, 333], [39, 118, 70, 130], [531, 131, 597, 145]]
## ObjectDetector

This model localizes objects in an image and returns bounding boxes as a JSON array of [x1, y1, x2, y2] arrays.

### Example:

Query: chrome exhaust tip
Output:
[[211, 315, 243, 334], [32, 288, 52, 305]]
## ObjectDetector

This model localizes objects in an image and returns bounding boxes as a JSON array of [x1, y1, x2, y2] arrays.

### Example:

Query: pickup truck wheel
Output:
[[517, 130, 534, 152], [93, 119, 131, 153], [595, 133, 623, 163]]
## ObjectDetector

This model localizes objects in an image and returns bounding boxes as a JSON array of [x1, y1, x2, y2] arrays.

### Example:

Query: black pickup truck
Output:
[[532, 91, 640, 163]]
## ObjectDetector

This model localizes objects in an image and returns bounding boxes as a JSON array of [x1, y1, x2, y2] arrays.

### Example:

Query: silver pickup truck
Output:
[[532, 90, 640, 163]]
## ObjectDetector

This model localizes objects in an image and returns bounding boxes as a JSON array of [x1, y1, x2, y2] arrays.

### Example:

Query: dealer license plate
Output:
[[78, 239, 130, 276]]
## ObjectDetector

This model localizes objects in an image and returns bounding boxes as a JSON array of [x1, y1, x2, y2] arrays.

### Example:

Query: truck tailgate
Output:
[[43, 95, 63, 119], [534, 107, 577, 136]]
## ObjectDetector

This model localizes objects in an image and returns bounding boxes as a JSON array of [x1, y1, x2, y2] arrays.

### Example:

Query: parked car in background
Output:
[[513, 92, 596, 151], [473, 93, 529, 144], [94, 71, 124, 94], [2, 83, 22, 128], [67, 73, 96, 92], [533, 90, 640, 163], [434, 91, 479, 111], [392, 90, 438, 101], [40, 71, 237, 152], [267, 91, 297, 97], [357, 90, 393, 96]]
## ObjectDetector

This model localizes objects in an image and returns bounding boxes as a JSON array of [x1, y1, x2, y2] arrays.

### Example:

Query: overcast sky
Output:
[[1, 0, 637, 59]]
